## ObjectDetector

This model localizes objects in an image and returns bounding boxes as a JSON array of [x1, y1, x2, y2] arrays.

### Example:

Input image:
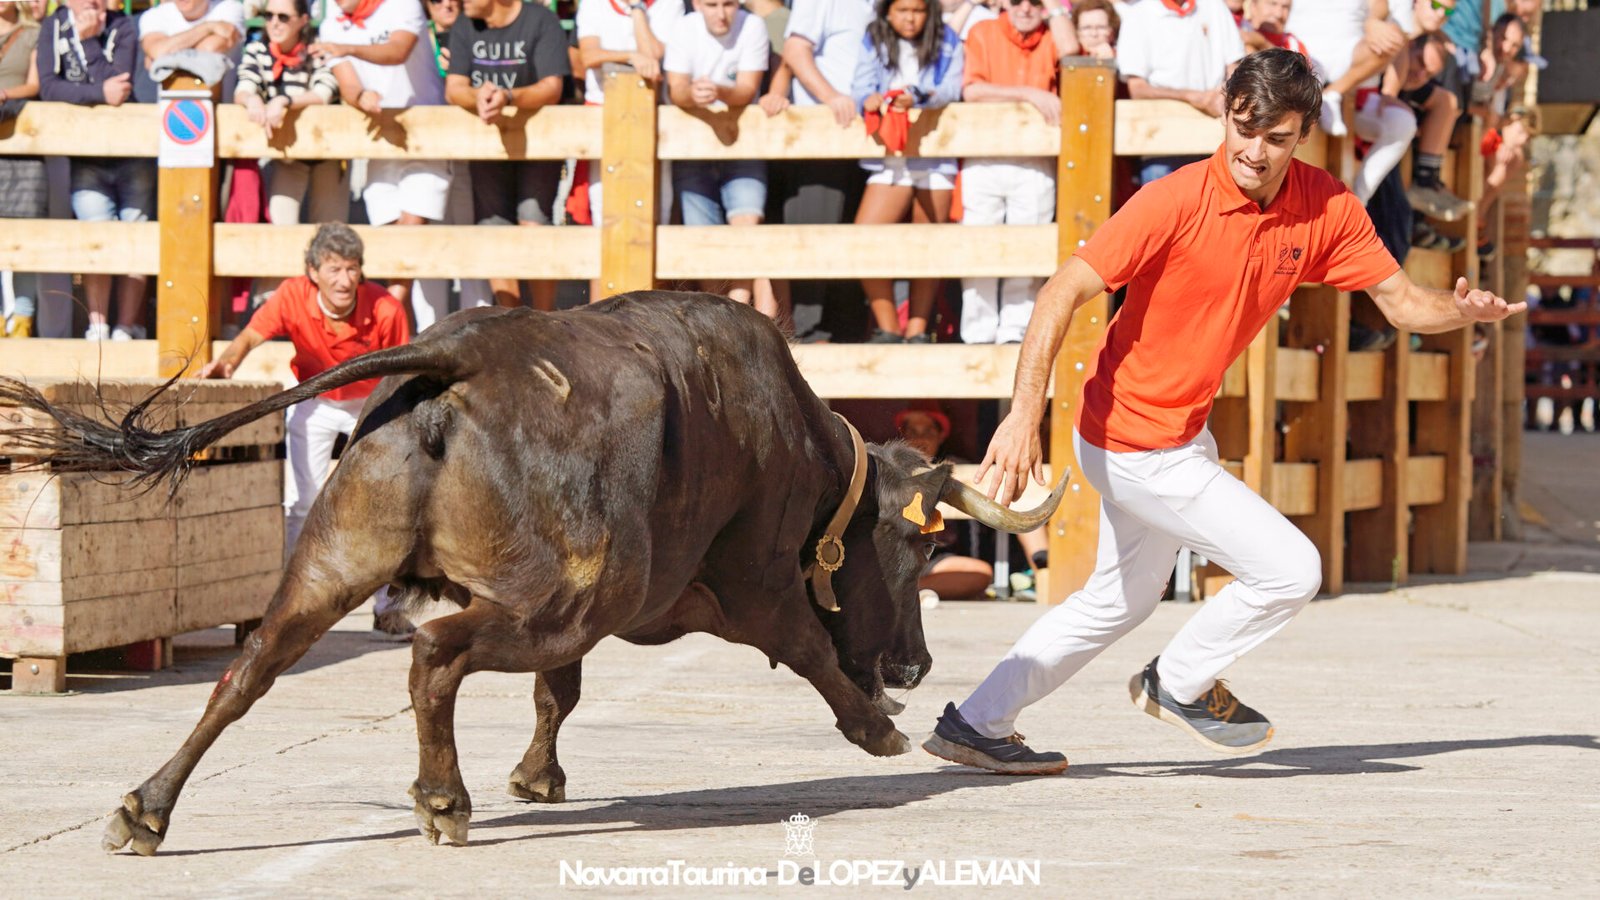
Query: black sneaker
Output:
[[1128, 657, 1273, 755], [867, 330, 905, 344], [921, 702, 1069, 775]]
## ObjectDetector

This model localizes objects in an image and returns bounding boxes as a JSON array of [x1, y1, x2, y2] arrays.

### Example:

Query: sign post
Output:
[[155, 73, 220, 379]]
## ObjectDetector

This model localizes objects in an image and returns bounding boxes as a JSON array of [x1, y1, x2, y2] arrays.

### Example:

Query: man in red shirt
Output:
[[202, 223, 411, 636], [923, 49, 1523, 775]]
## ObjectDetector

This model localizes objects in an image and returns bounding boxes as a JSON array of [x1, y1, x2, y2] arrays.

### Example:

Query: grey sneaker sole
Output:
[[1128, 673, 1274, 756], [920, 733, 1070, 775]]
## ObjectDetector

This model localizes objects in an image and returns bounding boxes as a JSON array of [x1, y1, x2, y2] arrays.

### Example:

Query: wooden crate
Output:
[[1, 379, 284, 693]]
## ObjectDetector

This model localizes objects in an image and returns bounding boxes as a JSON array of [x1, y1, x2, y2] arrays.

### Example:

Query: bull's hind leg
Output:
[[102, 564, 387, 856], [408, 598, 585, 845], [508, 660, 581, 803]]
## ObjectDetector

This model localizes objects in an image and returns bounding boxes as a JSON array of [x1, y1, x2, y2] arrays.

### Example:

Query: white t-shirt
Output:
[[577, 0, 688, 104], [138, 0, 246, 41], [317, 0, 443, 108], [784, 0, 874, 106], [1116, 0, 1244, 92], [1285, 0, 1369, 85], [890, 39, 920, 91], [664, 9, 769, 87]]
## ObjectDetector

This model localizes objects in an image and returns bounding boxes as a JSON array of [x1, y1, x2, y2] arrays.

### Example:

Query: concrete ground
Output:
[[3, 437, 1599, 897]]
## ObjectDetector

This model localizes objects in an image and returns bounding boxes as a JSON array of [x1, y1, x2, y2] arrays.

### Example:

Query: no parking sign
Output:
[[158, 95, 214, 168]]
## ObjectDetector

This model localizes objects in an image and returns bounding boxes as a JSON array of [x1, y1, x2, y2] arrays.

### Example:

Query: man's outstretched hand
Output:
[[1455, 276, 1526, 322], [974, 409, 1046, 507]]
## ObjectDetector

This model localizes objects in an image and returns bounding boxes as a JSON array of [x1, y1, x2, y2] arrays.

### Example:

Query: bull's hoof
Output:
[[408, 782, 471, 846], [102, 792, 166, 856], [864, 728, 913, 757], [508, 765, 566, 803], [874, 695, 907, 717]]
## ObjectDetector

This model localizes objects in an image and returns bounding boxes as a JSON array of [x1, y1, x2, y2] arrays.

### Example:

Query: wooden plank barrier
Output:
[[0, 61, 1495, 611]]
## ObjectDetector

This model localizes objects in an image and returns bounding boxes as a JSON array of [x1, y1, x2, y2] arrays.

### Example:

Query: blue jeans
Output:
[[70, 158, 156, 222], [1137, 155, 1206, 186], [675, 160, 767, 225]]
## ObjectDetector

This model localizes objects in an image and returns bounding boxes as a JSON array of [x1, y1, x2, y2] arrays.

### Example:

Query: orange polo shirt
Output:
[[963, 17, 1058, 92], [247, 276, 410, 401], [1074, 147, 1399, 452]]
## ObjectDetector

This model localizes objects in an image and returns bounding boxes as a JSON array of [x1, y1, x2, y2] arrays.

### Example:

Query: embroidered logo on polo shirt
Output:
[[1275, 245, 1303, 276]]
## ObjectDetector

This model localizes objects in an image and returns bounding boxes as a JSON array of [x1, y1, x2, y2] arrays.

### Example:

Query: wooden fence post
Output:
[[599, 71, 658, 298], [155, 73, 221, 379], [1283, 284, 1349, 594], [1045, 59, 1114, 603]]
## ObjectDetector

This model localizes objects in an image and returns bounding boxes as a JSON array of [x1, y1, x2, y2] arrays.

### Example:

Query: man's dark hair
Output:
[[1224, 48, 1323, 138], [305, 222, 365, 270]]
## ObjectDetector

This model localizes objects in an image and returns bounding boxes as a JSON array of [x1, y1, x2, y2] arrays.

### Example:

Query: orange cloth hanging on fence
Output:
[[864, 89, 910, 154]]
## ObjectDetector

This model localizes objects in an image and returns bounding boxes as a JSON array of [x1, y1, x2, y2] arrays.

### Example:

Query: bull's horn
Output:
[[940, 469, 1071, 534]]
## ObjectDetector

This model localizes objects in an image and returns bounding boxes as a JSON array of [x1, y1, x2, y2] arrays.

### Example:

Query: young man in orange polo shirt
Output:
[[202, 223, 412, 636], [924, 49, 1523, 775]]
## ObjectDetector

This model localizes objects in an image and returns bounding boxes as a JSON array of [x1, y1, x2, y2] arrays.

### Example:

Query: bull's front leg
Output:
[[508, 660, 581, 803]]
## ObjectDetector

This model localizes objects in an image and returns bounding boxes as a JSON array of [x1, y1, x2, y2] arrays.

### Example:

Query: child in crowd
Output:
[[851, 0, 963, 343]]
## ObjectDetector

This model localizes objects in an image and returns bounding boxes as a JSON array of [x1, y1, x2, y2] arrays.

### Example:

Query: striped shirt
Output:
[[236, 38, 339, 104]]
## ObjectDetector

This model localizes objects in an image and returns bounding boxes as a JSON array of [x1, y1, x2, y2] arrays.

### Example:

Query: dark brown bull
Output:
[[0, 292, 1064, 854]]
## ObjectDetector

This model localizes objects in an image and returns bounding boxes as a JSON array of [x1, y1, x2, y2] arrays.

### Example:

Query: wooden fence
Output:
[[0, 60, 1497, 601]]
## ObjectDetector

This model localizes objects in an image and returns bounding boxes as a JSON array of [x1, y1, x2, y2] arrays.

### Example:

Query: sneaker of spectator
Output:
[[40, 0, 153, 341], [445, 0, 570, 310], [958, 0, 1075, 344], [1392, 26, 1472, 222], [313, 0, 452, 327], [1071, 0, 1118, 60], [851, 0, 965, 343], [665, 0, 777, 314], [1116, 0, 1244, 183]]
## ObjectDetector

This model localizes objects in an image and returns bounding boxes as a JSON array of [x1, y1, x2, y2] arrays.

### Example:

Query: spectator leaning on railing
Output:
[[0, 0, 43, 339], [1116, 0, 1244, 184], [38, 0, 153, 342], [664, 0, 775, 315], [425, 0, 460, 75], [957, 0, 1075, 346], [313, 0, 452, 326], [446, 0, 570, 310], [237, 0, 347, 226], [851, 0, 963, 344], [780, 0, 872, 342], [138, 0, 245, 75]]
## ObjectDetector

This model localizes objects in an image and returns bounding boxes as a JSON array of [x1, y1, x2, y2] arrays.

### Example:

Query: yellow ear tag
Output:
[[902, 493, 927, 527], [920, 510, 944, 535]]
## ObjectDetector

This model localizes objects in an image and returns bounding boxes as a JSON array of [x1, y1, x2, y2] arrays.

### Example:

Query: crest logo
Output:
[[1275, 245, 1304, 276], [782, 813, 818, 856]]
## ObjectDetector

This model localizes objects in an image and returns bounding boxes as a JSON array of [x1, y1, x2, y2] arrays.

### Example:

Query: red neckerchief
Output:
[[1001, 12, 1046, 51], [606, 0, 652, 14], [269, 41, 304, 80], [864, 89, 910, 153], [337, 0, 384, 29], [1161, 0, 1197, 16]]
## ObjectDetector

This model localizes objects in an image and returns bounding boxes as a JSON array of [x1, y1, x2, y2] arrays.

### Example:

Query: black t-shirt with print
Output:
[[446, 2, 571, 91]]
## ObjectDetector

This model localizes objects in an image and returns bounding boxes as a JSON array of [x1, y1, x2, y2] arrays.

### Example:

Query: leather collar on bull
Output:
[[808, 414, 868, 613]]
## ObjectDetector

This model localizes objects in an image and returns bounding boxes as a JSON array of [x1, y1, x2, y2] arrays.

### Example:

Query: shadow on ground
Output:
[[147, 733, 1600, 856]]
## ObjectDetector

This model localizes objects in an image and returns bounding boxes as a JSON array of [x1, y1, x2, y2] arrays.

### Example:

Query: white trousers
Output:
[[959, 428, 1322, 738], [959, 158, 1056, 344], [283, 395, 366, 555], [1352, 94, 1418, 205]]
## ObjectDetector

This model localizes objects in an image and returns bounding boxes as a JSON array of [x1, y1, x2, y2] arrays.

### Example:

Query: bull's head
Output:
[[819, 442, 1068, 713]]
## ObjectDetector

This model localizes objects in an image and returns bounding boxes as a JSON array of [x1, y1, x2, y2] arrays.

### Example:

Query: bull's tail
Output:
[[0, 340, 465, 492]]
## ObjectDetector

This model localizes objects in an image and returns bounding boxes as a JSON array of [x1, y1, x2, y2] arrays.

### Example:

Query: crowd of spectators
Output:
[[0, 0, 1543, 344]]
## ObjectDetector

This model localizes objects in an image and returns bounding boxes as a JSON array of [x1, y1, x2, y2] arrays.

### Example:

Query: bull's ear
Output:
[[891, 463, 954, 534]]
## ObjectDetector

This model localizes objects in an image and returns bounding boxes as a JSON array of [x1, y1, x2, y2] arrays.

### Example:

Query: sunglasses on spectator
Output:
[[1008, 0, 1045, 7], [263, 11, 297, 22], [1430, 0, 1455, 11]]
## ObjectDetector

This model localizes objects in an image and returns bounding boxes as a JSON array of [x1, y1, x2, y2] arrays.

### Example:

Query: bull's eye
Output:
[[922, 541, 937, 560]]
